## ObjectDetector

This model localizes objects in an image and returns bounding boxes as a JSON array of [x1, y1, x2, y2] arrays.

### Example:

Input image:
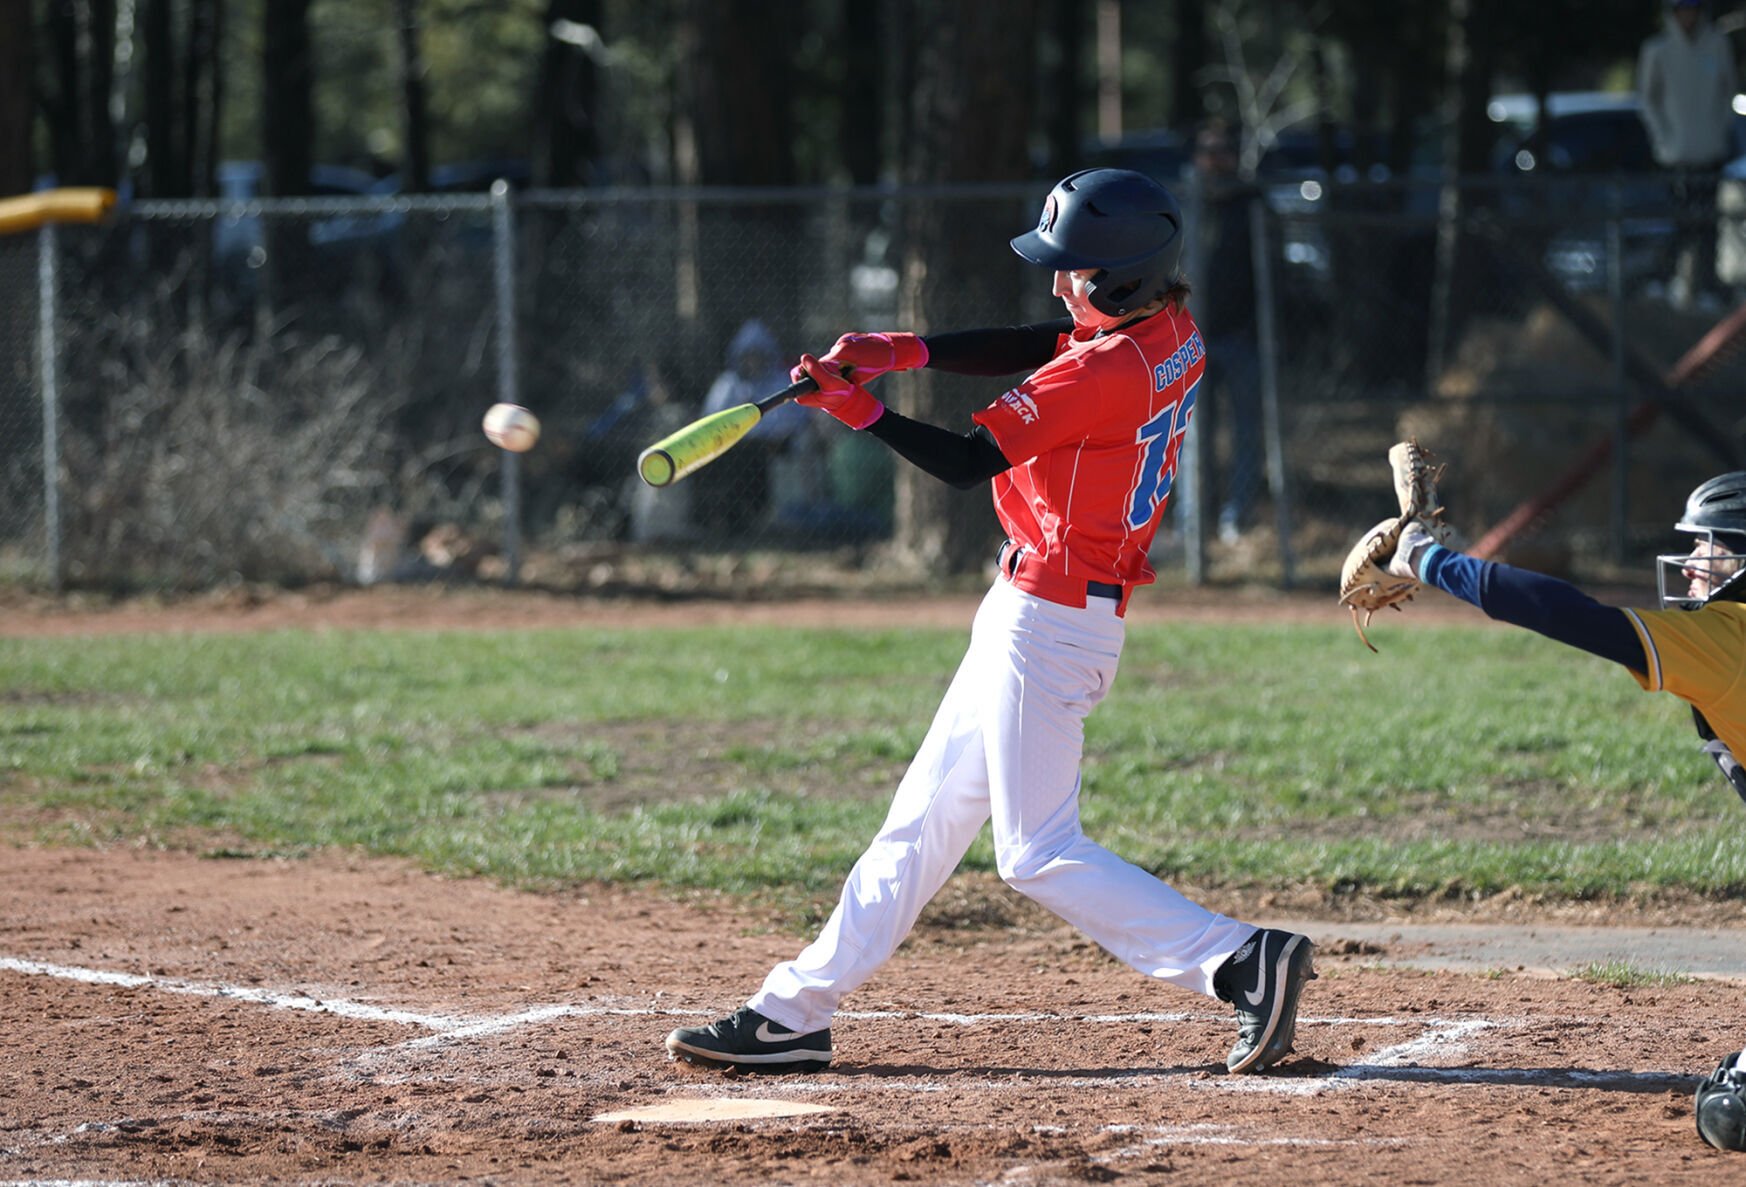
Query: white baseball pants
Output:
[[750, 577, 1257, 1035]]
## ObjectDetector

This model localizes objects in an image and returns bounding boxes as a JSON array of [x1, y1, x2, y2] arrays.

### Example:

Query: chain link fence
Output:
[[3, 176, 1742, 595], [0, 230, 46, 584]]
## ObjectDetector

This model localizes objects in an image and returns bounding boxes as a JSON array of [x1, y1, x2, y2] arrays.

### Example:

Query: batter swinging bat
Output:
[[636, 368, 853, 488]]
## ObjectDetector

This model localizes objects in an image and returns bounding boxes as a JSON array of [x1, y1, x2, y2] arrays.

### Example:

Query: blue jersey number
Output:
[[1126, 380, 1198, 530]]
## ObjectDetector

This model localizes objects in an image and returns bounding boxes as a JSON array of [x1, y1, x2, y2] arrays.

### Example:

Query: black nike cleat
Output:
[[1212, 928, 1317, 1073], [665, 1006, 833, 1073]]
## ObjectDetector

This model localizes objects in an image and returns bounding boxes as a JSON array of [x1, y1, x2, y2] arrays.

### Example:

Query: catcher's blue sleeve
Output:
[[1416, 544, 1648, 675]]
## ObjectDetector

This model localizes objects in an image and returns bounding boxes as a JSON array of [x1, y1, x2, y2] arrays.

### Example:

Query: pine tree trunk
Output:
[[141, 0, 179, 198], [394, 0, 430, 193], [895, 0, 1041, 576], [44, 0, 119, 186], [184, 0, 221, 197], [533, 0, 602, 188], [262, 0, 314, 197], [673, 0, 799, 391], [0, 0, 30, 195], [1426, 0, 1499, 390]]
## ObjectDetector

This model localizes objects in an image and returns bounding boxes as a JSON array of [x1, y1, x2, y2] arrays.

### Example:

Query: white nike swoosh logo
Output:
[[1241, 934, 1271, 1006], [754, 1021, 790, 1043]]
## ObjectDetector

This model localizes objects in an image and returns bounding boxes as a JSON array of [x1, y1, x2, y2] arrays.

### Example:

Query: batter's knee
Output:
[[995, 841, 1070, 890]]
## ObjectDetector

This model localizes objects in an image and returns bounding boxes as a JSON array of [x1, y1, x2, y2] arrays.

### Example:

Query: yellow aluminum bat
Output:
[[636, 369, 853, 488]]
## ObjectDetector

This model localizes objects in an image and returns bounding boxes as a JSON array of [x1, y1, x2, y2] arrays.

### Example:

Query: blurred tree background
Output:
[[7, 0, 1732, 588], [8, 0, 1673, 200]]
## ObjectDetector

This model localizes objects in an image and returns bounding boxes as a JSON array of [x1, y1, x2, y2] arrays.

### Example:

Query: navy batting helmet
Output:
[[1658, 471, 1746, 608], [1009, 169, 1185, 317]]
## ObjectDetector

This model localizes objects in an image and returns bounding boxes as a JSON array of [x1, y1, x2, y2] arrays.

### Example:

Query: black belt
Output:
[[998, 541, 1123, 601]]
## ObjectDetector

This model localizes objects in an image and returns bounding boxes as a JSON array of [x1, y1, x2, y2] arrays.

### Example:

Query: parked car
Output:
[[1084, 126, 1340, 282], [428, 159, 532, 193], [1485, 91, 1658, 172], [1483, 90, 1746, 296], [212, 161, 403, 301]]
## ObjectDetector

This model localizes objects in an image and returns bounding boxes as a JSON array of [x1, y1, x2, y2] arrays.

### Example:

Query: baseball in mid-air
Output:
[[483, 403, 541, 452]]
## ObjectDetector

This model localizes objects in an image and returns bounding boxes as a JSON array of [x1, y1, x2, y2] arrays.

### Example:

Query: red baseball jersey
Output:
[[971, 303, 1205, 598]]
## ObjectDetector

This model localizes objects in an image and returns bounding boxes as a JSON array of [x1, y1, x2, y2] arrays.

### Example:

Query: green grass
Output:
[[3, 620, 1744, 915], [1570, 961, 1697, 988]]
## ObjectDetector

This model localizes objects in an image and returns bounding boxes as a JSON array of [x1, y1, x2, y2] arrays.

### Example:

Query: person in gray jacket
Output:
[[1638, 0, 1739, 308]]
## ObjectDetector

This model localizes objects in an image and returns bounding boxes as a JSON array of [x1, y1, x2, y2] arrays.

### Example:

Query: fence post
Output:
[[1249, 198, 1295, 589], [1179, 172, 1207, 585], [490, 180, 522, 586], [36, 224, 62, 593]]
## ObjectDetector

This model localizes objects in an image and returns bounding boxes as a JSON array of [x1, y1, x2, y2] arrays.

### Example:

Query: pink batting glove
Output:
[[818, 332, 928, 382], [792, 354, 885, 430]]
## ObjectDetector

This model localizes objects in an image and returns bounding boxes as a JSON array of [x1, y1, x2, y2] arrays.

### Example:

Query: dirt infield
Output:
[[3, 845, 1744, 1187], [0, 578, 1506, 638], [5, 586, 1743, 1185]]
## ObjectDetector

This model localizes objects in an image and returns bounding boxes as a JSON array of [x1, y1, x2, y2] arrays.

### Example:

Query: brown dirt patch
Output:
[[0, 579, 1517, 638], [2, 844, 1743, 1186]]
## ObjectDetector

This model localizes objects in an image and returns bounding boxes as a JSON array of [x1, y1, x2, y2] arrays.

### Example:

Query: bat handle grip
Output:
[[753, 364, 855, 414], [754, 377, 816, 413]]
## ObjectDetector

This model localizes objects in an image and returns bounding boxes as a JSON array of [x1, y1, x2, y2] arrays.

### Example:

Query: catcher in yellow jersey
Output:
[[1385, 469, 1746, 1153]]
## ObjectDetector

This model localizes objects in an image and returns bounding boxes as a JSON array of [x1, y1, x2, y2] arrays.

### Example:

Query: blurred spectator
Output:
[[585, 358, 681, 462], [585, 360, 694, 542], [1639, 0, 1739, 309], [1191, 120, 1264, 543], [695, 319, 812, 537], [826, 429, 895, 538]]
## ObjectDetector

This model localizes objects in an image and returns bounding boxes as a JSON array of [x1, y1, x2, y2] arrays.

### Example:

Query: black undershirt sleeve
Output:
[[920, 319, 1074, 376], [858, 318, 1057, 487], [866, 410, 1012, 490]]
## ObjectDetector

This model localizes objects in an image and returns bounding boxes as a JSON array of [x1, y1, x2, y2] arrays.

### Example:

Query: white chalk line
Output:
[[18, 952, 1605, 1097], [0, 956, 470, 1031], [0, 1181, 184, 1187], [1096, 1120, 1415, 1155], [1207, 1017, 1498, 1095], [2, 955, 1490, 1045], [7, 954, 1691, 1164], [19, 952, 1657, 1099]]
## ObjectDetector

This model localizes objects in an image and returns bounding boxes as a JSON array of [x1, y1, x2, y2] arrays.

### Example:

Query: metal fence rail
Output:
[[4, 176, 1741, 595]]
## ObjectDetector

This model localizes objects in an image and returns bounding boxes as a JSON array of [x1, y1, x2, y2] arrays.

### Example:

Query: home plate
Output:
[[594, 1098, 839, 1123]]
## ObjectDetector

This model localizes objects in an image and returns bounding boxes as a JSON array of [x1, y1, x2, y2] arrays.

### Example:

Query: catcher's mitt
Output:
[[1337, 440, 1449, 652]]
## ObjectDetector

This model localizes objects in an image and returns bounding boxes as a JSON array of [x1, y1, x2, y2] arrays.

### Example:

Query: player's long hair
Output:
[[1118, 278, 1193, 327]]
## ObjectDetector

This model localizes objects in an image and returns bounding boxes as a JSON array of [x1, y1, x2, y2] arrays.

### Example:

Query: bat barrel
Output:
[[637, 446, 679, 488], [633, 370, 836, 489]]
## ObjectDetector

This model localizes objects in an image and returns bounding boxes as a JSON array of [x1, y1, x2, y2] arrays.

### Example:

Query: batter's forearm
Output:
[[1416, 545, 1648, 674], [921, 320, 1074, 376], [866, 411, 1011, 489]]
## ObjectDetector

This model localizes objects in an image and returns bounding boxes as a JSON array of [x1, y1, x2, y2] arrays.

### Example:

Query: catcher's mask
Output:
[[1009, 169, 1184, 317], [1657, 470, 1746, 609], [1697, 1050, 1746, 1152]]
